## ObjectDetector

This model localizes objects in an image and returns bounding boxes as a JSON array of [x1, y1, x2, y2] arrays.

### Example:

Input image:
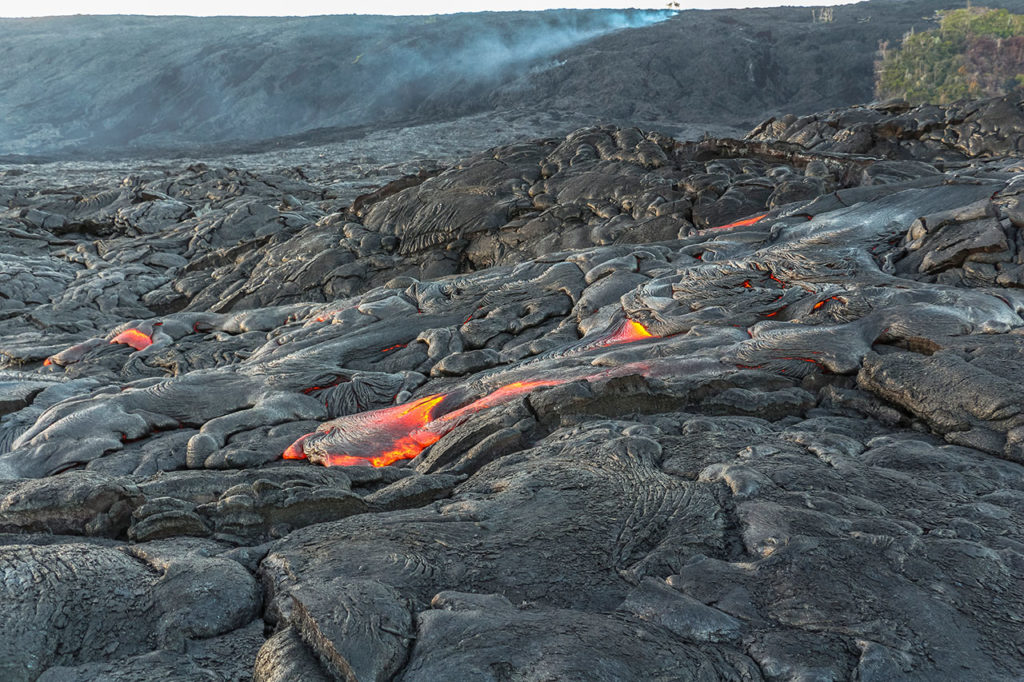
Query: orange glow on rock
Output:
[[110, 328, 153, 351], [43, 358, 52, 366], [283, 435, 310, 459], [711, 213, 768, 230], [326, 431, 443, 468], [282, 393, 449, 466], [434, 380, 562, 427], [778, 356, 821, 364], [395, 394, 448, 423], [282, 383, 567, 467], [812, 296, 843, 311], [282, 320, 663, 468], [594, 319, 656, 348]]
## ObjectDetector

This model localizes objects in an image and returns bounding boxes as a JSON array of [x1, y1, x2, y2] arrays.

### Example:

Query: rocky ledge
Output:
[[2, 97, 1024, 680]]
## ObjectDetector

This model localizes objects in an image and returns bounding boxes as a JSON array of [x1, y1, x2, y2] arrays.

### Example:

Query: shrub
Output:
[[876, 7, 1024, 103]]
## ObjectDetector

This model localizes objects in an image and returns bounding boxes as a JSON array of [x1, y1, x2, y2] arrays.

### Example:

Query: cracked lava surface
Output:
[[3, 95, 1024, 681]]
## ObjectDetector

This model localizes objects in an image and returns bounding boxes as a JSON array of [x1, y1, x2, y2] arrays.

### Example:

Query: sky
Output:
[[1, 0, 859, 18]]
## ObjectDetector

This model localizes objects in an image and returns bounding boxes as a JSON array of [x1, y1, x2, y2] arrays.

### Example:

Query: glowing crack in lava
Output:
[[595, 319, 654, 346], [565, 317, 659, 357], [285, 320, 659, 467], [710, 212, 769, 230], [813, 296, 844, 311], [283, 382, 567, 468], [283, 393, 447, 466], [110, 328, 153, 351]]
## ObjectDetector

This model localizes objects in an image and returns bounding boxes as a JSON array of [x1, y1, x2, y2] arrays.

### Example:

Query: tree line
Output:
[[876, 7, 1024, 104]]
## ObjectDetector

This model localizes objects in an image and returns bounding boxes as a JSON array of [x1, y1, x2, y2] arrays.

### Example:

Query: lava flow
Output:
[[283, 393, 448, 466], [812, 295, 843, 310], [596, 319, 654, 346], [282, 381, 569, 468], [432, 380, 561, 426], [567, 317, 658, 356], [284, 318, 662, 467], [110, 328, 153, 351], [710, 212, 768, 230]]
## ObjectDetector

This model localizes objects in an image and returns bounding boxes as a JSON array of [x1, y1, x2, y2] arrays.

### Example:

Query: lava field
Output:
[[2, 97, 1024, 680]]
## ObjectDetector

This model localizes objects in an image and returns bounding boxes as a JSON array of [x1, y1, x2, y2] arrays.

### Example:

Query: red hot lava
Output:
[[594, 318, 655, 347], [283, 393, 448, 467], [812, 296, 844, 311], [710, 213, 769, 230], [285, 319, 659, 467], [283, 380, 571, 468], [110, 328, 153, 351]]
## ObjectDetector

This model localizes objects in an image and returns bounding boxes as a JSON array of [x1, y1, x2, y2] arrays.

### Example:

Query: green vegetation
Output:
[[876, 7, 1024, 104]]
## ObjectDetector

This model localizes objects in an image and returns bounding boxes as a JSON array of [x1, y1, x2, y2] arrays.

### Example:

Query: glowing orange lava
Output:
[[326, 431, 443, 468], [711, 213, 769, 230], [283, 393, 449, 467], [812, 296, 843, 311], [43, 358, 52, 366], [434, 380, 562, 427], [283, 319, 663, 468], [282, 382, 570, 467], [110, 328, 153, 351], [594, 319, 656, 347], [283, 434, 310, 459]]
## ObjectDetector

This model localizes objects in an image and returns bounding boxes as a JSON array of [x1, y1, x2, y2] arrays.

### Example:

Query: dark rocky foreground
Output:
[[3, 97, 1024, 680]]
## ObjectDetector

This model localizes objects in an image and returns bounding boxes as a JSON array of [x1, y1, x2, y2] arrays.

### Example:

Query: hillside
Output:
[[4, 0, 1024, 158]]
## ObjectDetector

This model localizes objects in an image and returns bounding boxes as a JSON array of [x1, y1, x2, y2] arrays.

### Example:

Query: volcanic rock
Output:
[[2, 96, 1024, 679]]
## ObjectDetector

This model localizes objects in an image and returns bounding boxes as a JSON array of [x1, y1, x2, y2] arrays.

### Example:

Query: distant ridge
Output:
[[3, 0, 1024, 158]]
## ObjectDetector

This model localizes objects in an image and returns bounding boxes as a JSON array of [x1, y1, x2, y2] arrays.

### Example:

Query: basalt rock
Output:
[[1, 106, 1023, 680], [748, 95, 1024, 162]]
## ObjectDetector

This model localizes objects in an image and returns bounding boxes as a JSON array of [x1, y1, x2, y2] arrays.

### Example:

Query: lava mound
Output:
[[2, 99, 1024, 679]]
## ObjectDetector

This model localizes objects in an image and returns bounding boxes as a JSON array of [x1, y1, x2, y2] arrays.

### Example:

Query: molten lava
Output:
[[812, 296, 843, 311], [711, 213, 769, 230], [283, 318, 663, 468], [325, 430, 443, 468], [433, 380, 562, 427], [585, 319, 658, 351], [282, 381, 571, 468], [110, 328, 153, 351], [284, 393, 449, 467], [282, 435, 309, 460]]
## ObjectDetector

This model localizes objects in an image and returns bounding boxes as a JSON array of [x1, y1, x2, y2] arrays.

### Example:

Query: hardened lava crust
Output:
[[2, 97, 1024, 680]]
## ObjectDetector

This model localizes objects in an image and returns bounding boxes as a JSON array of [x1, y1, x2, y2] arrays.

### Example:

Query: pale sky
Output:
[[1, 1, 859, 18]]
